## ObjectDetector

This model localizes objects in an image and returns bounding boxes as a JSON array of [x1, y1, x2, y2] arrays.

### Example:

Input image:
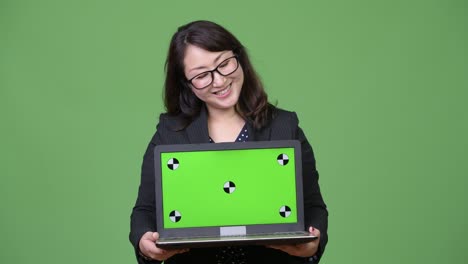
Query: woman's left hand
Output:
[[266, 226, 320, 258]]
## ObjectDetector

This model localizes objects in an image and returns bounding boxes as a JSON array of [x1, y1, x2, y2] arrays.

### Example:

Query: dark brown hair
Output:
[[163, 20, 275, 130]]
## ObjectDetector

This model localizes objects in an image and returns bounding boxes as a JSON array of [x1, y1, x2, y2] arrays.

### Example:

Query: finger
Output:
[[267, 244, 295, 253], [140, 232, 163, 254], [152, 232, 160, 241], [152, 246, 167, 255], [267, 244, 290, 250], [146, 247, 169, 261], [171, 248, 190, 255], [142, 231, 159, 243], [309, 226, 321, 237], [179, 248, 190, 254], [266, 244, 283, 250], [144, 239, 167, 256], [149, 233, 168, 254], [159, 248, 189, 260]]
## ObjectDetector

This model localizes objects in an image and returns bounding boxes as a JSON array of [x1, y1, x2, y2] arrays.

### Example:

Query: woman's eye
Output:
[[195, 72, 209, 79], [219, 61, 229, 68]]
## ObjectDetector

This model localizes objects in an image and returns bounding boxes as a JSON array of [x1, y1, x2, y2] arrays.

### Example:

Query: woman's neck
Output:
[[206, 107, 245, 142], [207, 106, 240, 123]]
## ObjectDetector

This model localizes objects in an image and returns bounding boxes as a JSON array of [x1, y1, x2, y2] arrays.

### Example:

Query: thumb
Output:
[[152, 232, 160, 241], [143, 231, 159, 242], [309, 226, 321, 237]]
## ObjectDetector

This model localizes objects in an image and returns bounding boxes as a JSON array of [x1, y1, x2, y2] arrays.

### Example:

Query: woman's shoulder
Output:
[[147, 113, 190, 145], [156, 112, 187, 131], [271, 107, 299, 125], [258, 106, 300, 140]]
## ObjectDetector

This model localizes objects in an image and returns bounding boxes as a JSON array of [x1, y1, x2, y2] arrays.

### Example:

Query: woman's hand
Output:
[[138, 231, 189, 261], [267, 227, 320, 258]]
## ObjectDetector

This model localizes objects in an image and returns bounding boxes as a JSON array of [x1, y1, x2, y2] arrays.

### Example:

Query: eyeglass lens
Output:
[[190, 56, 238, 89]]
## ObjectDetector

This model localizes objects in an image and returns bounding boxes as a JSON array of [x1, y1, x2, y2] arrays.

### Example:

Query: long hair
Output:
[[164, 20, 274, 130]]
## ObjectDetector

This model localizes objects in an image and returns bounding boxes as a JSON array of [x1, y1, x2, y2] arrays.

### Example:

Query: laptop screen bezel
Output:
[[154, 140, 305, 238]]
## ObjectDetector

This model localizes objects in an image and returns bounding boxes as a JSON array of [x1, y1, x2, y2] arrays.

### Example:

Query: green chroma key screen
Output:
[[161, 147, 297, 228]]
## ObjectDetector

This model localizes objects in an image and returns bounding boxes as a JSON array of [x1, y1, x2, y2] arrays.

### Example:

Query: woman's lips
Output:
[[213, 84, 231, 97]]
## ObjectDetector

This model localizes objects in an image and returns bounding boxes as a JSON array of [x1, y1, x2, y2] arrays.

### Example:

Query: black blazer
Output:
[[130, 108, 328, 264]]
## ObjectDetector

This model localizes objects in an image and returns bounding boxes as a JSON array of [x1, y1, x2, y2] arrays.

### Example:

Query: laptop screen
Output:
[[159, 147, 298, 229]]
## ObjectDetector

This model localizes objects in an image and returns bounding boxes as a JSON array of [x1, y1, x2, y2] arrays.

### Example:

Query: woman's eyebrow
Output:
[[188, 51, 231, 73]]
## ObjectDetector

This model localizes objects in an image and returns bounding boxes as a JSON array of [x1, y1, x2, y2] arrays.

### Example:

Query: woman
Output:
[[129, 20, 328, 264]]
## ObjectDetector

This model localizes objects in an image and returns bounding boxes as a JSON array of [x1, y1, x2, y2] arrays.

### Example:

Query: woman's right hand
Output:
[[139, 231, 189, 261]]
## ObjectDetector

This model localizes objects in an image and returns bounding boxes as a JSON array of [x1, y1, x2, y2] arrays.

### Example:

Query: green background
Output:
[[161, 148, 297, 228], [1, 0, 467, 263]]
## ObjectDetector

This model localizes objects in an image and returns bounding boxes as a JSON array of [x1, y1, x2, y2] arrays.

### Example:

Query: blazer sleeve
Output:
[[129, 119, 166, 264], [292, 113, 329, 263]]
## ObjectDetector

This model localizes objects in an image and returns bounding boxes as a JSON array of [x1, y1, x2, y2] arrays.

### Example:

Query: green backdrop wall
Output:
[[1, 0, 467, 263]]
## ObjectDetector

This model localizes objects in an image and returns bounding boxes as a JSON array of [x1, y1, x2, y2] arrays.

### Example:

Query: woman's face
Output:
[[183, 44, 244, 113]]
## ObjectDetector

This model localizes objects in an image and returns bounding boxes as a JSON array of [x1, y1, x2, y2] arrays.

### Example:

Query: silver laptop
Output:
[[153, 140, 317, 249]]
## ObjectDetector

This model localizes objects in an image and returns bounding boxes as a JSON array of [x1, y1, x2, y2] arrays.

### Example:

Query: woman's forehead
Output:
[[184, 45, 232, 74]]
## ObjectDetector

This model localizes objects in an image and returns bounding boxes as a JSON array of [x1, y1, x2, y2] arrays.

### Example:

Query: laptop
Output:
[[153, 140, 317, 249]]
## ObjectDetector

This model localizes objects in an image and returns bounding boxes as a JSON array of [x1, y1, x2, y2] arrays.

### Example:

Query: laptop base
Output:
[[156, 231, 317, 249]]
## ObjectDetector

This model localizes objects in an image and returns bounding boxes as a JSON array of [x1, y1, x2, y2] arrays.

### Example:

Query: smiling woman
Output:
[[184, 46, 244, 118], [129, 20, 328, 264]]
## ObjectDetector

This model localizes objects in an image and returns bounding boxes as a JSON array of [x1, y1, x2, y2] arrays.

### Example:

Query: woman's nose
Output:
[[211, 71, 226, 87]]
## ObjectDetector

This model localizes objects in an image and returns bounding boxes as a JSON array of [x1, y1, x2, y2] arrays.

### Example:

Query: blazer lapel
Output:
[[247, 121, 271, 142], [186, 107, 210, 144]]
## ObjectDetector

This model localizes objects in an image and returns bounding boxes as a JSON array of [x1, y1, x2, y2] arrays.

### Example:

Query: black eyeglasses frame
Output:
[[186, 55, 239, 90]]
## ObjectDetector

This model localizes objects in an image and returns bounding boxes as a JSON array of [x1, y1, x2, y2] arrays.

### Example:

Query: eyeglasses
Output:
[[187, 55, 239, 89]]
